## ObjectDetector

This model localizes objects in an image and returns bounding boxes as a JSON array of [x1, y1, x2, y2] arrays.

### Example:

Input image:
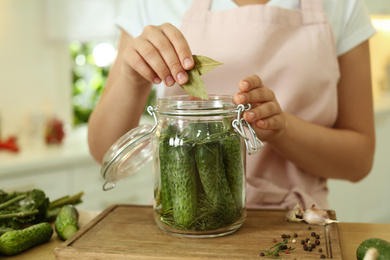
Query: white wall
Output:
[[328, 112, 390, 223], [0, 0, 72, 139]]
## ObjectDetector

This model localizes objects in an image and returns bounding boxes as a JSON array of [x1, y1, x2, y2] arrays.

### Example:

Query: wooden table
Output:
[[2, 208, 390, 260]]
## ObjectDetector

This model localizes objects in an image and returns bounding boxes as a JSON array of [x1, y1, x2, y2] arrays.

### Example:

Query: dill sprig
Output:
[[261, 238, 296, 258]]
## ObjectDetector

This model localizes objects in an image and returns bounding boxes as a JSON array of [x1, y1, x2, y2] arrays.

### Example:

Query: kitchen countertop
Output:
[[0, 125, 95, 177], [2, 209, 390, 260]]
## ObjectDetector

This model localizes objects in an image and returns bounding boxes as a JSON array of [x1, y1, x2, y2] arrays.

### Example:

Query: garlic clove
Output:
[[363, 248, 379, 260], [285, 209, 303, 222], [302, 205, 339, 225], [285, 203, 304, 222]]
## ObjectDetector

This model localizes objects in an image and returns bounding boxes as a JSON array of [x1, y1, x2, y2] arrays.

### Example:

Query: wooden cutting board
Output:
[[54, 204, 342, 259]]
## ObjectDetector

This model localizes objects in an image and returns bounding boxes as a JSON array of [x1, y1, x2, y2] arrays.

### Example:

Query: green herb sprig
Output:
[[261, 238, 296, 258], [0, 189, 83, 234]]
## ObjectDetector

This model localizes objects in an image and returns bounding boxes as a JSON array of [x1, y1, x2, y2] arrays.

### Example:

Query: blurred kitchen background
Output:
[[0, 0, 389, 223]]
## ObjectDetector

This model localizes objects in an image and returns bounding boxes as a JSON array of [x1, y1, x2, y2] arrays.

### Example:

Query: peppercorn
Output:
[[301, 240, 305, 244], [286, 234, 291, 238], [305, 238, 310, 243], [308, 247, 313, 252], [320, 254, 326, 258], [293, 233, 298, 238], [308, 227, 312, 230], [315, 240, 321, 245], [311, 232, 316, 237], [260, 252, 265, 257], [303, 245, 308, 251], [319, 248, 323, 253], [311, 243, 316, 249], [316, 234, 320, 239]]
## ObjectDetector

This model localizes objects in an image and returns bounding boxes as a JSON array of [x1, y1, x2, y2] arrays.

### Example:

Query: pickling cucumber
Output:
[[55, 205, 79, 241], [222, 131, 244, 210], [167, 142, 198, 229], [356, 238, 390, 260], [158, 136, 173, 211], [0, 222, 53, 256], [195, 140, 238, 224]]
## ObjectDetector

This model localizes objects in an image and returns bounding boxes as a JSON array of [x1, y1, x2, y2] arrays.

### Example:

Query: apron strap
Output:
[[189, 0, 211, 11], [300, 0, 323, 12]]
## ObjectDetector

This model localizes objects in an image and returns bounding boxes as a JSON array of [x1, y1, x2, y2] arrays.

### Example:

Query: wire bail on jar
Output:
[[148, 103, 263, 155], [232, 104, 264, 155]]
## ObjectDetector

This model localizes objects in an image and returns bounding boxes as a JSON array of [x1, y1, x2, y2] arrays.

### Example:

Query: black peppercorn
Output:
[[315, 240, 321, 245], [293, 233, 298, 238], [320, 254, 326, 258], [301, 240, 305, 244], [311, 232, 316, 237], [316, 235, 320, 239], [260, 252, 265, 256]]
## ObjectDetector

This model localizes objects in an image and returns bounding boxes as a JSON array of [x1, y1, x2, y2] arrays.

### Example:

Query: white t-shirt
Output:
[[116, 0, 375, 57]]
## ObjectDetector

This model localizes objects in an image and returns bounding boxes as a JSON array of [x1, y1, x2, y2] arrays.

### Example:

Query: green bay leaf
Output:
[[179, 55, 222, 100], [193, 55, 223, 75], [180, 68, 209, 100]]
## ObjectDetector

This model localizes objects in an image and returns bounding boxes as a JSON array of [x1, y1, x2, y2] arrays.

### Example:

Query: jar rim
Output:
[[155, 94, 237, 116]]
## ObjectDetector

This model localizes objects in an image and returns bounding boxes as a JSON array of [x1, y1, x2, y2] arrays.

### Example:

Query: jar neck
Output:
[[156, 95, 237, 116]]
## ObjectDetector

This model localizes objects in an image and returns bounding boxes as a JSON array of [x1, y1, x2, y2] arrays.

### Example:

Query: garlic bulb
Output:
[[302, 205, 338, 225]]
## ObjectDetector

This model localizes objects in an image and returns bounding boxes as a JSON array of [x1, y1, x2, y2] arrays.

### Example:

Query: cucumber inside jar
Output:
[[155, 121, 245, 232]]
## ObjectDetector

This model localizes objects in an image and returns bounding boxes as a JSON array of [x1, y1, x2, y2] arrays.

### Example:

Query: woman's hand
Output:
[[122, 23, 194, 86], [233, 75, 286, 142]]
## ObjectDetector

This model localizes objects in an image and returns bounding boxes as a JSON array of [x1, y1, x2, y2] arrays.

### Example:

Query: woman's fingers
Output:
[[124, 23, 194, 86], [233, 75, 285, 135], [244, 102, 280, 124]]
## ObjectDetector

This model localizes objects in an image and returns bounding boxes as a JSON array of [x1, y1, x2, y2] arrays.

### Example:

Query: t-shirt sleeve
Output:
[[115, 0, 150, 38], [114, 0, 187, 39], [337, 0, 376, 56]]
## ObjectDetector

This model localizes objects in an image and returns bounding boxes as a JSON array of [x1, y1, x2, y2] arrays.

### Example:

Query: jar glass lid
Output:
[[101, 124, 154, 190]]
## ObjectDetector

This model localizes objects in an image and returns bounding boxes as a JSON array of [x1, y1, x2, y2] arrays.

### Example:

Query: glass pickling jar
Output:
[[101, 95, 263, 238]]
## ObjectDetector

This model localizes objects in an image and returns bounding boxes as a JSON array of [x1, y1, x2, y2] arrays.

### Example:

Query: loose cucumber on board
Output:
[[356, 238, 390, 260], [55, 205, 79, 241], [0, 222, 53, 256]]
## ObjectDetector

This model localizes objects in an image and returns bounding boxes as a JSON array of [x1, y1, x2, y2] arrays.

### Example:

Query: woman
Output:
[[88, 0, 376, 209]]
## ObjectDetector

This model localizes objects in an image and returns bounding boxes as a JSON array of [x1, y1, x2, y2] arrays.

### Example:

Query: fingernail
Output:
[[248, 112, 255, 119], [183, 58, 193, 70], [238, 94, 246, 103], [242, 81, 249, 91], [153, 77, 161, 84], [177, 72, 187, 84], [165, 75, 175, 86]]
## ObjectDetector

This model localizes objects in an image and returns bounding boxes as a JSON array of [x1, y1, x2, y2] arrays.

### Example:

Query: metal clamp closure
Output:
[[232, 104, 264, 155]]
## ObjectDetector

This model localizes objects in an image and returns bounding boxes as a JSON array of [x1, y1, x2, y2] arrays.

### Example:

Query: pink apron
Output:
[[164, 0, 340, 209]]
